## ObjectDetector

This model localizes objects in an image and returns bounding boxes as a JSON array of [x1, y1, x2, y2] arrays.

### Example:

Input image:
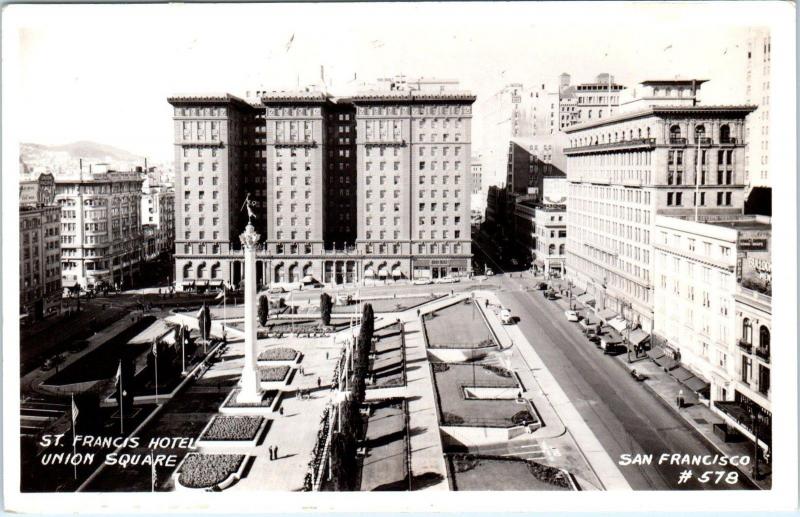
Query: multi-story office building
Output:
[[19, 172, 62, 320], [564, 79, 755, 332], [744, 28, 771, 187], [169, 80, 474, 289], [471, 156, 483, 195], [54, 164, 143, 290], [141, 176, 175, 260], [478, 82, 556, 187], [506, 136, 566, 197], [558, 73, 625, 129], [652, 214, 770, 454], [513, 176, 568, 276]]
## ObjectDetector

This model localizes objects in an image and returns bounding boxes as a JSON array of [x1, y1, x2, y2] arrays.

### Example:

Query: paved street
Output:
[[493, 273, 756, 490]]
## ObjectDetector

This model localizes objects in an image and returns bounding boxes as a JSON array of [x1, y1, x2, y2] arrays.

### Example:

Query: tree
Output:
[[258, 295, 270, 327], [320, 293, 332, 326], [70, 283, 81, 313], [197, 303, 212, 343]]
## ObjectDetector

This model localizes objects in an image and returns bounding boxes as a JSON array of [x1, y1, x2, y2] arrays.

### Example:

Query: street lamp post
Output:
[[621, 300, 633, 363], [751, 406, 761, 480]]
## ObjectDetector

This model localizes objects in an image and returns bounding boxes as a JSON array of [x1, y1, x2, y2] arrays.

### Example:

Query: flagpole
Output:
[[71, 393, 77, 480], [151, 449, 156, 492], [695, 138, 701, 222], [154, 340, 159, 405], [119, 360, 124, 435], [181, 325, 186, 375]]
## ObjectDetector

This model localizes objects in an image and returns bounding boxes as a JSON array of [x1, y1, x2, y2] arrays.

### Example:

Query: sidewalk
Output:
[[549, 295, 771, 490], [473, 290, 631, 491], [611, 354, 771, 489]]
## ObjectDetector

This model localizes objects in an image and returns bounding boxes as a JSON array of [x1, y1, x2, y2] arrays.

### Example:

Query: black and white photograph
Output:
[[2, 1, 796, 513]]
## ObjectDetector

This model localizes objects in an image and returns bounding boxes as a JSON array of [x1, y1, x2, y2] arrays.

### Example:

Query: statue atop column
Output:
[[241, 192, 256, 226]]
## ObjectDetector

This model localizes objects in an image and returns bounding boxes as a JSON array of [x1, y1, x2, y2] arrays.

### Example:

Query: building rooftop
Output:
[[167, 93, 252, 108], [564, 104, 758, 133], [640, 79, 709, 87], [260, 90, 332, 104]]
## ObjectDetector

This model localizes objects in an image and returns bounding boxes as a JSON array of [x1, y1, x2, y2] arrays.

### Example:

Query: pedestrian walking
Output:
[[485, 299, 489, 308], [317, 376, 322, 389], [325, 351, 329, 359], [677, 389, 684, 409], [274, 445, 279, 459], [279, 407, 284, 416], [268, 446, 274, 460]]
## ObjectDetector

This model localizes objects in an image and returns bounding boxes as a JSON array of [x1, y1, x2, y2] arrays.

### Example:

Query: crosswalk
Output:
[[467, 438, 561, 462], [20, 397, 68, 438]]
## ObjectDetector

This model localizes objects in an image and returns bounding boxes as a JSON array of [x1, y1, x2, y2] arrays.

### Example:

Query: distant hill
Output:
[[20, 141, 147, 174]]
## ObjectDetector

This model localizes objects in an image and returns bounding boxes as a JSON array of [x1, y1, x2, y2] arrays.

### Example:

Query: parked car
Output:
[[535, 282, 548, 291], [434, 277, 460, 284], [267, 286, 287, 294], [500, 308, 513, 325], [412, 278, 433, 285], [485, 268, 495, 276], [546, 290, 558, 300], [564, 310, 579, 322]]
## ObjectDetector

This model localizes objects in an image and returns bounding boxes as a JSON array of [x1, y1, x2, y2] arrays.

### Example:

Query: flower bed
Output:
[[257, 347, 298, 362], [259, 365, 291, 382], [201, 416, 264, 441], [178, 453, 246, 489], [223, 389, 277, 408], [448, 453, 572, 491]]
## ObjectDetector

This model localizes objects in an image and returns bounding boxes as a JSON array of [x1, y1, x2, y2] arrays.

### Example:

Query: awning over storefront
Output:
[[378, 268, 388, 278], [597, 309, 617, 322], [608, 317, 627, 333], [209, 279, 224, 287], [196, 280, 209, 287], [391, 268, 402, 278], [628, 329, 650, 347], [670, 366, 693, 383], [648, 345, 677, 370], [577, 294, 595, 306], [684, 376, 710, 394], [182, 280, 195, 287], [579, 316, 600, 329], [301, 275, 314, 283], [364, 267, 375, 278]]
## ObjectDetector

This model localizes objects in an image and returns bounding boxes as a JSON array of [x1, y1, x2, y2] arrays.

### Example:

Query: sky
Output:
[[6, 2, 775, 167]]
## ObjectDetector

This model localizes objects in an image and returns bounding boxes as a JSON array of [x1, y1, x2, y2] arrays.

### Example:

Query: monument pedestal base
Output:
[[236, 368, 264, 404]]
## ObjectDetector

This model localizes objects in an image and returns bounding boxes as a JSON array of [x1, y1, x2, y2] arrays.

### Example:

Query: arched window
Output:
[[759, 326, 770, 351], [638, 128, 642, 139], [670, 125, 682, 140], [742, 318, 753, 344], [694, 124, 706, 141], [196, 263, 206, 279], [646, 127, 651, 138], [548, 244, 556, 255], [274, 264, 284, 283], [183, 263, 192, 279], [720, 124, 731, 143], [210, 263, 220, 279], [559, 244, 566, 255]]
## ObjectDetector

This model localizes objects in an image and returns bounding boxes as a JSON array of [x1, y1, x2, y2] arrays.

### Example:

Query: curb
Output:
[[610, 355, 765, 490]]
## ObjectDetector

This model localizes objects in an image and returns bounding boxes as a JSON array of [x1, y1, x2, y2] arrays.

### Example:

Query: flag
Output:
[[152, 339, 158, 357], [71, 394, 79, 427], [115, 361, 122, 387]]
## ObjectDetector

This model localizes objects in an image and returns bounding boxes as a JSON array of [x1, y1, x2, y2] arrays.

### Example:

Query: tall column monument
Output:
[[236, 217, 264, 403]]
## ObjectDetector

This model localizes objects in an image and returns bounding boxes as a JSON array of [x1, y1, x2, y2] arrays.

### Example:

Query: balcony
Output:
[[755, 347, 770, 363], [696, 137, 712, 146], [737, 339, 753, 353], [564, 138, 656, 156], [274, 140, 317, 148], [719, 137, 737, 146], [669, 137, 687, 146], [364, 139, 407, 147]]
